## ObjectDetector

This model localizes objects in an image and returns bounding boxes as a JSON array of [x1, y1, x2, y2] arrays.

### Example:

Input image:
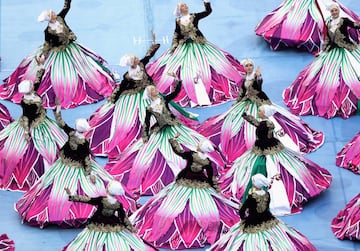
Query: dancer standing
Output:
[[283, 3, 360, 118], [147, 1, 245, 107], [86, 36, 198, 157], [219, 105, 332, 215], [0, 69, 67, 191], [129, 134, 239, 249], [0, 0, 115, 108], [208, 174, 318, 251], [106, 75, 225, 196], [15, 106, 137, 228], [62, 181, 157, 251], [255, 0, 360, 54], [198, 59, 324, 163]]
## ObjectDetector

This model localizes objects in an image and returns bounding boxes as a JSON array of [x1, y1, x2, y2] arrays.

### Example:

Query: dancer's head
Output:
[[174, 2, 189, 17], [106, 180, 124, 196], [328, 3, 340, 19], [38, 9, 57, 23], [242, 58, 254, 75], [144, 85, 159, 101], [18, 80, 34, 95], [75, 118, 90, 133], [197, 139, 214, 153], [119, 54, 140, 68], [258, 105, 276, 119], [252, 173, 271, 189]]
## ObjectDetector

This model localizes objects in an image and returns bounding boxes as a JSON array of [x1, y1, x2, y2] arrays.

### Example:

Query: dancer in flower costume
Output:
[[106, 76, 225, 196], [0, 69, 67, 191], [129, 134, 239, 250], [198, 59, 324, 164], [208, 174, 318, 251], [146, 1, 245, 107], [15, 107, 137, 228], [255, 0, 360, 55], [0, 0, 115, 108], [62, 181, 157, 251], [86, 38, 198, 158], [283, 3, 360, 118], [331, 193, 360, 240], [219, 105, 332, 216], [336, 131, 360, 174]]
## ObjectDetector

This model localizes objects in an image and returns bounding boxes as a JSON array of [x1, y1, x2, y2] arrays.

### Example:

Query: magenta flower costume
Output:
[[208, 174, 318, 251], [0, 234, 15, 251], [198, 61, 324, 164], [129, 138, 239, 250], [62, 181, 157, 251], [255, 0, 360, 55], [86, 43, 198, 157], [146, 1, 245, 107], [331, 193, 360, 240], [219, 109, 332, 216], [336, 131, 360, 174], [15, 111, 137, 228], [0, 103, 12, 131], [105, 80, 225, 196], [0, 70, 67, 191], [283, 4, 360, 119], [0, 0, 115, 109]]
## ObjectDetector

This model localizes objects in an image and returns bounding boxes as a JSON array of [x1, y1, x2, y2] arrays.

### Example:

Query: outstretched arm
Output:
[[169, 137, 188, 159], [53, 107, 73, 135], [141, 43, 161, 65], [164, 79, 182, 102], [67, 193, 102, 205], [195, 1, 212, 20], [343, 17, 360, 29], [58, 0, 72, 18]]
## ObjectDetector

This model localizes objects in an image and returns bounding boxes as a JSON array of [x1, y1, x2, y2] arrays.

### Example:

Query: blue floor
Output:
[[0, 0, 359, 250]]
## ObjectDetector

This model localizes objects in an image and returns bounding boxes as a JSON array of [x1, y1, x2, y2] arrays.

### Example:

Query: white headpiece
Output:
[[18, 80, 33, 94], [252, 174, 271, 189], [119, 54, 136, 67], [75, 118, 90, 133], [107, 180, 124, 196], [198, 139, 214, 153], [173, 3, 183, 17], [327, 3, 339, 11], [241, 58, 254, 66], [259, 105, 276, 117], [38, 9, 53, 22]]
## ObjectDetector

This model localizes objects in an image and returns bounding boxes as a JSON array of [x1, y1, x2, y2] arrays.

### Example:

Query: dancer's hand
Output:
[[151, 31, 156, 45], [174, 132, 180, 139], [168, 72, 177, 78], [255, 66, 261, 77], [35, 55, 45, 66], [64, 188, 71, 195], [90, 175, 96, 184]]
